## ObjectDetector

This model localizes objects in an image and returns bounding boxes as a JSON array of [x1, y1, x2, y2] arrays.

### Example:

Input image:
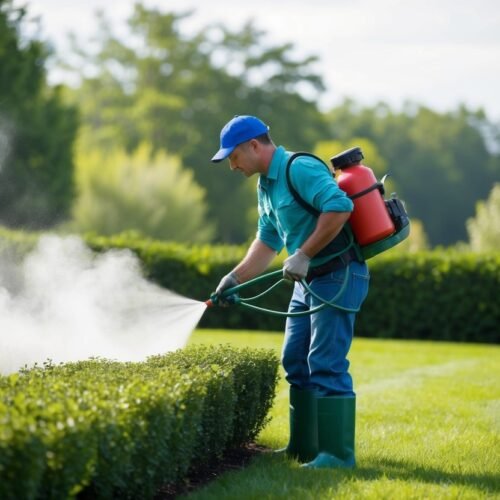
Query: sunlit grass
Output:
[[186, 329, 500, 499]]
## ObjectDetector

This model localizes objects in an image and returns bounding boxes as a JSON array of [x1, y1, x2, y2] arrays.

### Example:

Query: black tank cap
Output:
[[330, 147, 364, 169]]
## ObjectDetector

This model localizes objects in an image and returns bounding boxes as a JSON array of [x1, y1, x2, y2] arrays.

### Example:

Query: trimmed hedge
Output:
[[357, 252, 500, 343], [0, 346, 279, 500], [84, 233, 500, 343], [1, 227, 499, 342]]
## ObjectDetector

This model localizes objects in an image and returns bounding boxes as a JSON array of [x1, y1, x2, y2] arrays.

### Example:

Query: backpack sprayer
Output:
[[205, 147, 410, 317]]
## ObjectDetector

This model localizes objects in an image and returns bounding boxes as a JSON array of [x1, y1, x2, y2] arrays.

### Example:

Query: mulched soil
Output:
[[154, 443, 270, 499]]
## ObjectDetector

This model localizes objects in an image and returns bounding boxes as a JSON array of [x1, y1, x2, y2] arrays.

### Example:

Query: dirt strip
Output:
[[154, 443, 269, 499]]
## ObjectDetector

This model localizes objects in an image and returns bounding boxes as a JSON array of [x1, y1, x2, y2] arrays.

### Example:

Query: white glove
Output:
[[283, 249, 311, 281], [215, 271, 240, 304]]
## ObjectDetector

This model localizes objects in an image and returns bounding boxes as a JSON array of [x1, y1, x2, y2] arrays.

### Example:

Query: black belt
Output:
[[306, 248, 359, 283]]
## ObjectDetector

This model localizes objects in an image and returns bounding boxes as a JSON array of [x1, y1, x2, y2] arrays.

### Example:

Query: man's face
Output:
[[228, 142, 259, 177]]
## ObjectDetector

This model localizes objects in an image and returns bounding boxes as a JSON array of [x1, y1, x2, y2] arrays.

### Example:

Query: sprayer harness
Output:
[[285, 152, 365, 270], [208, 149, 410, 316], [208, 153, 363, 317]]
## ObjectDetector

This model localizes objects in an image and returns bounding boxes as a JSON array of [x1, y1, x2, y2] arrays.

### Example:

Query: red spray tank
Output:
[[331, 147, 395, 246]]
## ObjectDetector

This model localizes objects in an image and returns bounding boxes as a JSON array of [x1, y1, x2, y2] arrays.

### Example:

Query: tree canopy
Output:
[[65, 5, 328, 242], [70, 143, 214, 242], [326, 100, 500, 246], [1, 1, 498, 248], [0, 0, 78, 228]]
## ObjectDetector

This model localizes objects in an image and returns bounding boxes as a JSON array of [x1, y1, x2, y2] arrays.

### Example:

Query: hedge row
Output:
[[1, 228, 499, 342], [84, 233, 499, 343], [0, 345, 279, 500], [358, 251, 499, 343]]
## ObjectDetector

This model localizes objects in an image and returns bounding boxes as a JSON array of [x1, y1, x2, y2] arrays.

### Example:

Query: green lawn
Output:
[[185, 329, 500, 499]]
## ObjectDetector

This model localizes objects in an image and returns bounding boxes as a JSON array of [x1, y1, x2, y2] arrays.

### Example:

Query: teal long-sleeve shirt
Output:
[[256, 146, 353, 266]]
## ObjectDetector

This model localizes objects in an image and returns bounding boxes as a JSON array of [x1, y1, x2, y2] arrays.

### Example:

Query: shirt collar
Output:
[[264, 146, 286, 181]]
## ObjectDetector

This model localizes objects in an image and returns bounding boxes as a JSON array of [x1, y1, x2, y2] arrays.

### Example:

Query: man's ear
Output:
[[248, 138, 260, 153]]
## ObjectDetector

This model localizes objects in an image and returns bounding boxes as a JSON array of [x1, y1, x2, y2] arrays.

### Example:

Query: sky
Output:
[[16, 0, 500, 121]]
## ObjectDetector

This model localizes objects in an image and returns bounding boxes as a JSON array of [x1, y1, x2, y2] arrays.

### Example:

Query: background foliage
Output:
[[64, 6, 328, 242], [1, 1, 499, 248], [0, 0, 78, 229], [70, 143, 214, 242], [2, 227, 496, 343], [466, 183, 500, 252], [85, 236, 497, 343], [326, 100, 500, 246]]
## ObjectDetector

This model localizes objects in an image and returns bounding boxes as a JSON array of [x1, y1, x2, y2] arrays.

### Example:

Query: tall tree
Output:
[[0, 0, 78, 228], [66, 5, 328, 243], [326, 100, 500, 246]]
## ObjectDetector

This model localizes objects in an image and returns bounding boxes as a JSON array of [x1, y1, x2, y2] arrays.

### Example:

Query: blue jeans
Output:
[[282, 261, 370, 397]]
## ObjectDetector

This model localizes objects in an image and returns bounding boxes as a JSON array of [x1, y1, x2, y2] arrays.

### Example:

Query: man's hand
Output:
[[283, 249, 310, 281], [215, 271, 240, 305]]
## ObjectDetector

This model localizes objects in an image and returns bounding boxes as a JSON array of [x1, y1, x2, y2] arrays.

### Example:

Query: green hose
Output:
[[209, 263, 359, 317], [207, 227, 361, 317]]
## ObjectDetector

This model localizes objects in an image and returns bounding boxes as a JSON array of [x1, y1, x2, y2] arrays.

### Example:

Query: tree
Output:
[[466, 183, 500, 252], [71, 143, 214, 242], [314, 138, 386, 175], [326, 100, 500, 246], [313, 137, 396, 191], [0, 0, 78, 228], [64, 5, 328, 243]]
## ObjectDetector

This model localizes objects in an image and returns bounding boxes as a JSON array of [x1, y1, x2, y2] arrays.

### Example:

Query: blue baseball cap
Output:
[[211, 115, 269, 163]]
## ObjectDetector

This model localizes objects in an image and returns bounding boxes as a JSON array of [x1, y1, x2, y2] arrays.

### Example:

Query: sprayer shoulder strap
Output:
[[285, 152, 359, 261], [285, 152, 332, 217]]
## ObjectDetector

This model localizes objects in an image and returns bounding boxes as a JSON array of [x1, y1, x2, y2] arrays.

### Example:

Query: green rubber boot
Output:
[[302, 395, 356, 469], [276, 386, 318, 462]]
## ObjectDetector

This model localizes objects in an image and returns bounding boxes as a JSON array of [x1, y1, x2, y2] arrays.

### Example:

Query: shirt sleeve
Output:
[[289, 156, 354, 213], [256, 184, 284, 253]]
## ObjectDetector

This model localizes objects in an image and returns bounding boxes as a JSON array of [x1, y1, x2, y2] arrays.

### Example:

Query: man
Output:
[[211, 115, 370, 469]]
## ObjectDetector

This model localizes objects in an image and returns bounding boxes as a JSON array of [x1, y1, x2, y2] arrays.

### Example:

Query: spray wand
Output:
[[205, 266, 359, 317]]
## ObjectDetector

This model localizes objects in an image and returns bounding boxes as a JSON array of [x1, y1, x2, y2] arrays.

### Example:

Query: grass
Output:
[[185, 329, 500, 499]]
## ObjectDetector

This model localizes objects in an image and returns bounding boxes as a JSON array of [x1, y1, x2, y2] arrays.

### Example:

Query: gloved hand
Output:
[[215, 271, 240, 305], [283, 249, 310, 281]]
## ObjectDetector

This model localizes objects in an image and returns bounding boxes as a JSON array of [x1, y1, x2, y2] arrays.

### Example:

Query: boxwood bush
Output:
[[0, 346, 279, 500], [148, 345, 279, 448], [357, 251, 499, 343]]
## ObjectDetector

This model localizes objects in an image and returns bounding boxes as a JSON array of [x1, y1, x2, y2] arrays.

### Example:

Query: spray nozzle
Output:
[[206, 291, 240, 307]]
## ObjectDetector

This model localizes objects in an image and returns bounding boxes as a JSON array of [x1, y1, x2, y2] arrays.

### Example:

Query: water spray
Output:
[[0, 236, 206, 375]]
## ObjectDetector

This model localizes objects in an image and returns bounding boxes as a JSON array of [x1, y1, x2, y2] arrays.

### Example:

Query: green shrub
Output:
[[0, 387, 46, 500], [148, 345, 280, 448], [358, 251, 500, 343], [466, 183, 500, 252], [0, 367, 98, 499], [147, 351, 236, 463], [0, 346, 279, 500], [70, 144, 214, 243]]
